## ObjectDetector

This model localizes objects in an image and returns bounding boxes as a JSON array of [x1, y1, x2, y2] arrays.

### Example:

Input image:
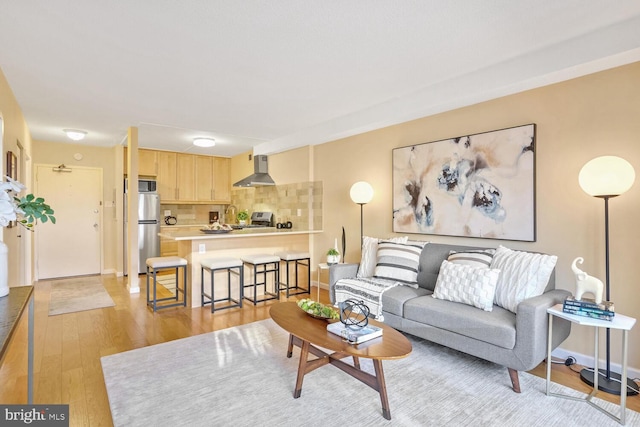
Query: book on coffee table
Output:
[[326, 322, 383, 344]]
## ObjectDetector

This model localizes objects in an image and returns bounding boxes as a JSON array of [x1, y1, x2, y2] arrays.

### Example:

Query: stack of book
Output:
[[562, 296, 615, 321], [327, 322, 383, 344]]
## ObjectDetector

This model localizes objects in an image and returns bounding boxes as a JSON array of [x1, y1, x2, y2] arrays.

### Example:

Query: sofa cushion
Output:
[[357, 235, 408, 278], [381, 285, 431, 317], [490, 245, 558, 313], [403, 296, 517, 349], [447, 249, 495, 268], [432, 260, 500, 311], [416, 243, 488, 291], [373, 241, 423, 285]]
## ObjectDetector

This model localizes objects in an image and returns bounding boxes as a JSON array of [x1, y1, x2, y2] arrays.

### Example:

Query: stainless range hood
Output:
[[233, 155, 276, 187]]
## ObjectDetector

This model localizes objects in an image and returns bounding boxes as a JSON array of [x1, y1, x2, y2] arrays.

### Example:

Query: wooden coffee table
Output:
[[269, 302, 412, 420]]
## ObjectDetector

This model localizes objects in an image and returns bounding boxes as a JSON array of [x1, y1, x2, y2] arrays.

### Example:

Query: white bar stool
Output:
[[146, 256, 188, 311], [200, 257, 244, 312], [241, 254, 280, 305], [275, 251, 311, 298]]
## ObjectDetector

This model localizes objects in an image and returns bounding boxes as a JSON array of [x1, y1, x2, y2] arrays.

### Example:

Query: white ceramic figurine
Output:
[[571, 257, 604, 303]]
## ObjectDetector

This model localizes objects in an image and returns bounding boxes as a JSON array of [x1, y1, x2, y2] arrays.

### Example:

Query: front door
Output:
[[35, 164, 102, 279]]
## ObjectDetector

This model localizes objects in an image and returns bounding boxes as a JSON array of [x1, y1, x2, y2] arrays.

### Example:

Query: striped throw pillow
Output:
[[447, 249, 495, 268], [373, 242, 422, 285]]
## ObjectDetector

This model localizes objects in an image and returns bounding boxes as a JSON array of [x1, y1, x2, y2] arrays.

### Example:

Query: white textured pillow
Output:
[[432, 260, 500, 311], [490, 245, 557, 313], [357, 236, 408, 278], [373, 241, 422, 285]]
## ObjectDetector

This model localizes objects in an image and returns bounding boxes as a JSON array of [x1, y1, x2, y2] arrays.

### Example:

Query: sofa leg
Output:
[[508, 368, 521, 393]]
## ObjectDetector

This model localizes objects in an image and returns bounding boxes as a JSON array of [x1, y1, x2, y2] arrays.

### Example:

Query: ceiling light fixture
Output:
[[62, 129, 87, 141], [193, 137, 215, 147], [63, 129, 87, 141]]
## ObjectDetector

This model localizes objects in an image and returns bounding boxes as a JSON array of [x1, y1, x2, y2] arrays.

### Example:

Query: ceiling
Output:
[[1, 1, 640, 157]]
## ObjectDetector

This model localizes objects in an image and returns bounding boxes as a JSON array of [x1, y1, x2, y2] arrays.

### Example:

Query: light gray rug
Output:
[[101, 319, 639, 427], [48, 278, 115, 316]]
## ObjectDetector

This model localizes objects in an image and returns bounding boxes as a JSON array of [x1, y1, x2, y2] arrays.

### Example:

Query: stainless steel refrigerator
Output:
[[123, 191, 161, 275]]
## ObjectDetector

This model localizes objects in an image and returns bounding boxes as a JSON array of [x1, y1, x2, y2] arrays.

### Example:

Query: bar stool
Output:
[[146, 256, 188, 311], [241, 254, 280, 305], [200, 257, 244, 312], [275, 251, 311, 298]]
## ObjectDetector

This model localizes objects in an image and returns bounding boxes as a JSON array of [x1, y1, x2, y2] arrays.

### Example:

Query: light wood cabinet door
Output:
[[213, 157, 231, 202], [157, 151, 177, 201], [138, 149, 158, 176], [176, 154, 196, 201], [123, 148, 158, 176], [195, 156, 214, 201]]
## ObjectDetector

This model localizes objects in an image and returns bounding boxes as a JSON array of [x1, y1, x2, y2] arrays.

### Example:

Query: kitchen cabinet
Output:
[[151, 150, 231, 204], [123, 148, 158, 176], [213, 157, 231, 202], [176, 154, 196, 201], [156, 151, 177, 201], [195, 156, 231, 203]]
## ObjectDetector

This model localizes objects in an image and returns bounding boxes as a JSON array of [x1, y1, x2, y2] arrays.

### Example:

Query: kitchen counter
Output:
[[159, 228, 322, 241], [161, 228, 322, 307]]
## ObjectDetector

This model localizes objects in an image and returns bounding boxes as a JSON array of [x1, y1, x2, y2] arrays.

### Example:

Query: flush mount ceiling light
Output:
[[63, 129, 87, 141], [193, 137, 215, 147]]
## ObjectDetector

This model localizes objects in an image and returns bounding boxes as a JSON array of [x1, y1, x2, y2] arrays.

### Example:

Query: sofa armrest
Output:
[[328, 263, 359, 303], [513, 289, 572, 370]]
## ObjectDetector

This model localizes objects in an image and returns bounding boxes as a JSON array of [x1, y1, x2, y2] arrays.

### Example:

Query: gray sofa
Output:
[[329, 242, 572, 392]]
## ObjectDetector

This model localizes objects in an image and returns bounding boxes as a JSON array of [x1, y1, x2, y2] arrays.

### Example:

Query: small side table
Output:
[[316, 263, 331, 301], [546, 304, 636, 425]]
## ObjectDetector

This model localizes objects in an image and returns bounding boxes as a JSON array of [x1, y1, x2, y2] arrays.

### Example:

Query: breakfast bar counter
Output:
[[160, 228, 322, 307]]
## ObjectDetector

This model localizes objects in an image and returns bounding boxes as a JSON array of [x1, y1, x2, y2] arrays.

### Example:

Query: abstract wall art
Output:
[[392, 124, 536, 241]]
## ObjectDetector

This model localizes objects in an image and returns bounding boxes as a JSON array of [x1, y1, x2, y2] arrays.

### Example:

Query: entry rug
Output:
[[48, 278, 115, 316], [101, 319, 640, 427]]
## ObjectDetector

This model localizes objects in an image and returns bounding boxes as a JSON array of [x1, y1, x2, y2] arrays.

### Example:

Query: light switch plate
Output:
[[199, 244, 206, 254]]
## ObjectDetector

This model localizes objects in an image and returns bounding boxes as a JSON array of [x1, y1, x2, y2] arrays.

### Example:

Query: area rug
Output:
[[48, 278, 115, 316], [101, 319, 639, 427]]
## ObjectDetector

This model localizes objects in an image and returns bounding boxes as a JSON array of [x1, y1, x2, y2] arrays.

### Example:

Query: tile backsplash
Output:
[[231, 181, 323, 230], [161, 181, 323, 230]]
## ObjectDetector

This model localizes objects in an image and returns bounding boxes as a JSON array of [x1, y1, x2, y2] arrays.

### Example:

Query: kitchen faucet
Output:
[[225, 204, 237, 224]]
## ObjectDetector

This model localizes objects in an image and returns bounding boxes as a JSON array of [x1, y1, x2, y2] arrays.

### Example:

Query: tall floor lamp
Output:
[[350, 181, 374, 248], [578, 155, 638, 396]]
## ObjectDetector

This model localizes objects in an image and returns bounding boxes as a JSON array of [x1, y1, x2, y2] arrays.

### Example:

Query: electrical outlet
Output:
[[199, 244, 206, 254], [297, 209, 302, 216], [164, 210, 171, 216]]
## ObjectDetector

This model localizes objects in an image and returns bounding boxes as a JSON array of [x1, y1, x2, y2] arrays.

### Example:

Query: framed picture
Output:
[[392, 124, 536, 241], [5, 150, 18, 228]]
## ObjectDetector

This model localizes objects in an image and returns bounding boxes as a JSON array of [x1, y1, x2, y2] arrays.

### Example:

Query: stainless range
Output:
[[231, 211, 274, 229]]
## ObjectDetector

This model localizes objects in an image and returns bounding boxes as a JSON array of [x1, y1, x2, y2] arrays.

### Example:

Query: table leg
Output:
[[373, 359, 391, 420], [352, 356, 360, 370], [28, 294, 34, 404], [621, 330, 628, 425], [294, 340, 310, 398], [316, 267, 320, 301], [287, 334, 294, 358], [546, 312, 552, 395]]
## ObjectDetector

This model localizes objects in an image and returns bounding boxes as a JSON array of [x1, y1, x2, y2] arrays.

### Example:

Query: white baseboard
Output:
[[551, 346, 640, 381]]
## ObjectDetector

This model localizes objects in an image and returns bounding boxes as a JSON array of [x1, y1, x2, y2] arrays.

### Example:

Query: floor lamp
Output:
[[578, 155, 638, 396], [350, 181, 374, 248]]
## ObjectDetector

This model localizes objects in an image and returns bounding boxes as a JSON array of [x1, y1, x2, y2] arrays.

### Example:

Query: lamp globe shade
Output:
[[579, 156, 635, 197], [350, 181, 374, 204]]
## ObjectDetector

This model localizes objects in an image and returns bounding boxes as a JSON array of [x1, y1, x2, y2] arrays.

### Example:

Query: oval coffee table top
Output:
[[270, 301, 412, 360]]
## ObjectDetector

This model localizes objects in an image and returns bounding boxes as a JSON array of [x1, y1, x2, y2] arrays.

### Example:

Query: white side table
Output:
[[316, 263, 331, 301], [546, 304, 636, 425]]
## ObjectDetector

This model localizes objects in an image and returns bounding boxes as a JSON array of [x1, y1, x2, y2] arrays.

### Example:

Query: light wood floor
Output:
[[1, 274, 638, 426]]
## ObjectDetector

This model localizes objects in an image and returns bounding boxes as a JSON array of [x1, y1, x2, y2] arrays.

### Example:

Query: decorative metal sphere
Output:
[[339, 299, 370, 330]]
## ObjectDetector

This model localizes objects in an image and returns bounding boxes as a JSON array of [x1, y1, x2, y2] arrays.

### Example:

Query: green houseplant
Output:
[[237, 210, 249, 224], [0, 177, 56, 298], [326, 248, 340, 265]]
